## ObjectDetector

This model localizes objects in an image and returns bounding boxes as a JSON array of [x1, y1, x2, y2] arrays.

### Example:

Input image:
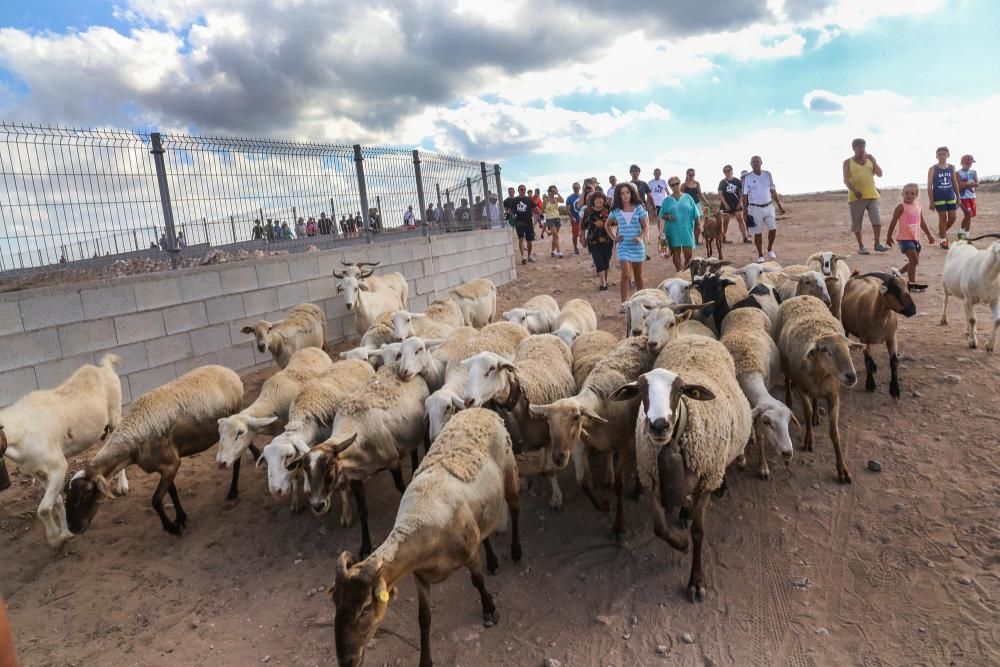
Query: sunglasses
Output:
[[669, 181, 680, 186]]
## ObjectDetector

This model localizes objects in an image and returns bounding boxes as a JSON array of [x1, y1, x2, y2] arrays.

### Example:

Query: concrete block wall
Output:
[[0, 228, 517, 408]]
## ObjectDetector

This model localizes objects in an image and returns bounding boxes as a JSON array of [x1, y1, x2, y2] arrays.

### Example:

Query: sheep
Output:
[[553, 298, 598, 347], [657, 277, 693, 304], [390, 297, 465, 342], [215, 347, 334, 497], [241, 302, 327, 368], [502, 294, 560, 333], [529, 336, 656, 542], [940, 234, 1000, 352], [676, 257, 732, 283], [609, 336, 752, 602], [257, 360, 374, 521], [841, 269, 916, 398], [333, 261, 408, 338], [719, 308, 797, 480], [696, 273, 766, 335], [393, 327, 478, 390], [731, 261, 782, 290], [644, 304, 716, 356], [462, 334, 576, 509], [773, 296, 863, 484], [625, 288, 673, 337], [338, 313, 399, 365], [424, 322, 530, 442], [570, 331, 619, 388], [702, 212, 723, 259], [731, 283, 783, 330], [449, 277, 497, 327], [0, 354, 126, 548], [805, 251, 853, 319], [762, 264, 833, 308], [290, 363, 431, 557], [330, 408, 521, 667], [65, 365, 243, 536]]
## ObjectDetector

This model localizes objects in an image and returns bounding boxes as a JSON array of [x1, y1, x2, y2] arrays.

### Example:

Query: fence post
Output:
[[435, 183, 442, 208], [480, 162, 491, 226], [375, 195, 382, 235], [466, 177, 475, 229], [292, 206, 297, 232], [203, 217, 210, 246], [330, 198, 336, 234], [493, 163, 503, 210], [150, 132, 180, 269], [132, 229, 139, 251], [412, 150, 429, 237], [353, 144, 372, 244], [230, 216, 237, 244]]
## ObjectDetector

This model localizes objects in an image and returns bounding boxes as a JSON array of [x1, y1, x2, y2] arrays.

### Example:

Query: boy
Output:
[[927, 146, 961, 249], [957, 154, 979, 235], [886, 183, 935, 291]]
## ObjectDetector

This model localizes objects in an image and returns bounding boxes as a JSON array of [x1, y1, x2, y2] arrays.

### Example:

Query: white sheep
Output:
[[553, 298, 598, 347], [805, 251, 853, 319], [643, 304, 714, 356], [0, 354, 126, 548], [215, 347, 333, 495], [731, 261, 782, 290], [570, 330, 619, 388], [502, 294, 560, 333], [940, 234, 1000, 352], [329, 408, 521, 667], [449, 277, 498, 327], [657, 277, 693, 304], [610, 336, 752, 602], [241, 302, 327, 368], [66, 365, 243, 536], [394, 326, 478, 390], [719, 307, 797, 480], [462, 334, 576, 508], [333, 261, 408, 338], [390, 297, 465, 341], [624, 288, 673, 337], [763, 265, 833, 308]]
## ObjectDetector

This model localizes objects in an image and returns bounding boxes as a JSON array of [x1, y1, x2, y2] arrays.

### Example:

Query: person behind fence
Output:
[[306, 217, 317, 236], [581, 188, 615, 291], [457, 199, 472, 226], [434, 203, 443, 224], [483, 193, 500, 227], [159, 233, 167, 250], [265, 219, 275, 241], [176, 232, 187, 248], [473, 196, 484, 223], [252, 219, 264, 240], [295, 217, 307, 238], [282, 221, 294, 240], [404, 205, 416, 229]]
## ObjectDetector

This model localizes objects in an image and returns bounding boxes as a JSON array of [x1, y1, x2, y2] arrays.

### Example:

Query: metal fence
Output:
[[0, 123, 504, 272]]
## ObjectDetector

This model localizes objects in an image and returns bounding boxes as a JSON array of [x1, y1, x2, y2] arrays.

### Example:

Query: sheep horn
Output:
[[360, 270, 375, 278], [340, 260, 355, 267], [356, 261, 381, 267], [966, 233, 1000, 242], [856, 271, 890, 282], [332, 269, 346, 278]]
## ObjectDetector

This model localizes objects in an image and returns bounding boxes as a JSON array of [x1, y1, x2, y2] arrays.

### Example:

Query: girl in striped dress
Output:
[[609, 182, 648, 308]]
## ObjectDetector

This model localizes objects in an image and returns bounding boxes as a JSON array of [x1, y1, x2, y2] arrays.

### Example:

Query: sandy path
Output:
[[2, 189, 998, 666]]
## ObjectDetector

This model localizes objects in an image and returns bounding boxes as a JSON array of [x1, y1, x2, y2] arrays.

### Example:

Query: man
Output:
[[251, 219, 264, 240], [718, 165, 750, 243], [565, 182, 583, 254], [502, 186, 517, 226], [425, 204, 435, 226], [606, 175, 618, 202], [843, 138, 886, 255], [511, 184, 540, 264], [957, 154, 979, 235], [403, 205, 416, 229], [434, 203, 443, 224], [741, 155, 785, 263], [629, 164, 656, 212], [483, 193, 500, 227], [648, 168, 668, 248]]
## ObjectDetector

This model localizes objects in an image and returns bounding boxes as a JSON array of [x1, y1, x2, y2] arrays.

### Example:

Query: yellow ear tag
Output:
[[378, 590, 390, 603]]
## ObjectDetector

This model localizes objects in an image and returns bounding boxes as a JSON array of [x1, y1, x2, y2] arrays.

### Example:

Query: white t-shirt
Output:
[[742, 170, 776, 206], [607, 186, 616, 202], [648, 179, 668, 206]]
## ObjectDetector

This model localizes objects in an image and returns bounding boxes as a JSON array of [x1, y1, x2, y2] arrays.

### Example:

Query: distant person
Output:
[[885, 183, 935, 291], [511, 184, 539, 264], [581, 189, 615, 290], [660, 176, 699, 271], [159, 233, 167, 250], [681, 168, 710, 244], [718, 165, 751, 243], [404, 205, 416, 229], [281, 221, 293, 240], [295, 217, 307, 238], [251, 219, 264, 240], [957, 154, 979, 235], [176, 231, 187, 248], [843, 138, 885, 255], [606, 175, 618, 202], [741, 155, 785, 263], [483, 193, 500, 227], [544, 185, 564, 258], [629, 164, 655, 211], [565, 182, 583, 254], [306, 217, 317, 236], [610, 181, 648, 307], [264, 219, 275, 241], [531, 188, 545, 238], [425, 204, 435, 226], [648, 168, 668, 254], [149, 241, 159, 250], [59, 254, 67, 264], [928, 146, 961, 249], [456, 199, 471, 226], [318, 212, 331, 235], [502, 186, 517, 226], [473, 195, 484, 223], [434, 203, 443, 224]]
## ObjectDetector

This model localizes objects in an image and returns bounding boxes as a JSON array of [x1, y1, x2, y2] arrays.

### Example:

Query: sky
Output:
[[0, 0, 998, 194]]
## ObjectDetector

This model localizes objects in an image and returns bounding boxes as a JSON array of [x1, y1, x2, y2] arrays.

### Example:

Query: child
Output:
[[886, 184, 935, 291], [926, 146, 961, 249], [957, 154, 979, 235]]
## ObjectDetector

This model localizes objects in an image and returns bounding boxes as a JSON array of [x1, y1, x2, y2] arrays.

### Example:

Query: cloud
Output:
[[804, 90, 845, 113]]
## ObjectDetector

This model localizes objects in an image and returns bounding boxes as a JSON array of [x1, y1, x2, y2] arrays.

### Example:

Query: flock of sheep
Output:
[[2, 232, 999, 667]]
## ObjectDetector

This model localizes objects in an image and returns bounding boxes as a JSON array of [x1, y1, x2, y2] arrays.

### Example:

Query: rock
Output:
[[656, 645, 669, 656], [594, 615, 614, 626], [261, 656, 271, 664], [681, 633, 695, 644], [630, 615, 639, 626], [958, 576, 973, 585], [866, 459, 883, 472], [940, 374, 961, 385], [543, 659, 562, 667], [934, 436, 943, 442], [578, 573, 587, 581], [815, 627, 829, 636], [622, 632, 631, 640], [793, 577, 810, 589]]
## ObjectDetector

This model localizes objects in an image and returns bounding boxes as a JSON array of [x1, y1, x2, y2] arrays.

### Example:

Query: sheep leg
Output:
[[414, 576, 434, 667], [611, 452, 626, 545], [226, 458, 242, 501], [546, 472, 563, 510], [810, 397, 820, 426], [338, 487, 354, 527], [0, 460, 10, 491], [887, 336, 900, 399], [290, 471, 306, 514], [987, 300, 1000, 353], [113, 469, 130, 496], [713, 474, 728, 498], [686, 491, 710, 603], [468, 552, 499, 627], [651, 491, 688, 551], [37, 462, 73, 548], [756, 426, 770, 481], [503, 462, 522, 563], [828, 393, 851, 484], [483, 537, 500, 575], [574, 442, 610, 513], [390, 466, 407, 494], [964, 300, 978, 349], [410, 448, 419, 477], [939, 286, 949, 325], [168, 483, 188, 530], [151, 462, 185, 534], [349, 479, 373, 558], [863, 349, 878, 393], [799, 390, 814, 452]]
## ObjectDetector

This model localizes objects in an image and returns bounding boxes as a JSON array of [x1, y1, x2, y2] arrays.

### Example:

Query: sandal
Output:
[[940, 239, 950, 250]]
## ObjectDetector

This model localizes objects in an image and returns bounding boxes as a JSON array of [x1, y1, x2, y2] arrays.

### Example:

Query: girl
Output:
[[580, 189, 615, 290], [544, 185, 564, 258], [885, 183, 935, 291], [610, 182, 648, 307], [927, 146, 961, 249], [660, 177, 700, 271]]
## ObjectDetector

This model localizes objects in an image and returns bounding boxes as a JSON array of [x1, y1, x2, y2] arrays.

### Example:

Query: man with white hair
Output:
[[741, 155, 785, 263]]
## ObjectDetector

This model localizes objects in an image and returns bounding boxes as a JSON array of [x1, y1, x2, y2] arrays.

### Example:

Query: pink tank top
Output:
[[897, 201, 921, 241]]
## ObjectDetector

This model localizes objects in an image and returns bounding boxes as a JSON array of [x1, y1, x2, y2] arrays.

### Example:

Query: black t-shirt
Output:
[[511, 196, 536, 224], [502, 196, 516, 217], [631, 179, 652, 201], [718, 178, 742, 209]]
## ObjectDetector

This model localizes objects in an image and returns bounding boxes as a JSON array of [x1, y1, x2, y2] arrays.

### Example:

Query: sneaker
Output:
[[575, 248, 581, 255], [743, 237, 752, 243], [767, 250, 777, 259], [527, 255, 536, 263], [599, 284, 609, 291], [521, 257, 527, 265], [757, 256, 765, 264], [858, 246, 871, 255], [908, 282, 928, 292], [550, 251, 557, 257], [557, 252, 564, 258], [874, 243, 889, 252]]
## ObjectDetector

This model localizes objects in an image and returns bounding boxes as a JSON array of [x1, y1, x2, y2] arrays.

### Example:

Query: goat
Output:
[[940, 234, 1000, 352], [333, 261, 408, 338]]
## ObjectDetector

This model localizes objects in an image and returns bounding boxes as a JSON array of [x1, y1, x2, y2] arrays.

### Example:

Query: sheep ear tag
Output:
[[378, 589, 390, 603]]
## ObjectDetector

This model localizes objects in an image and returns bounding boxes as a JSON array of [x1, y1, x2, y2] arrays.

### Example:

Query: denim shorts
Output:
[[898, 240, 921, 254]]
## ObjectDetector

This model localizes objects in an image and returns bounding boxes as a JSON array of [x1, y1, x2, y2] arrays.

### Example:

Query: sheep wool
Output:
[[285, 360, 375, 430], [584, 336, 656, 399], [512, 334, 575, 406], [416, 408, 507, 482], [720, 308, 775, 377], [335, 363, 424, 414], [571, 331, 619, 387], [450, 278, 496, 300]]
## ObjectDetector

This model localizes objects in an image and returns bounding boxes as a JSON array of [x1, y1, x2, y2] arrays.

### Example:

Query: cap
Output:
[[961, 154, 975, 163]]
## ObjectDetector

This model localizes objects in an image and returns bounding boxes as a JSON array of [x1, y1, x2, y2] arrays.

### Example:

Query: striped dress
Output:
[[610, 205, 648, 263]]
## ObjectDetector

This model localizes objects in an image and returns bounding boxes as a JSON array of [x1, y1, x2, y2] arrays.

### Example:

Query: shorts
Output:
[[514, 222, 535, 241], [746, 204, 776, 233], [960, 198, 977, 217], [898, 240, 921, 254], [546, 218, 561, 230], [933, 200, 957, 212], [849, 199, 881, 232]]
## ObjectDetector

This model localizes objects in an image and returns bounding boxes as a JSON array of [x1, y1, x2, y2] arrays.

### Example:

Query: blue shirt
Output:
[[566, 193, 581, 222]]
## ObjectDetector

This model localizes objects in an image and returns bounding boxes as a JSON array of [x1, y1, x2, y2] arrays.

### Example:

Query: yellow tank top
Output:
[[545, 200, 561, 218], [848, 159, 879, 202]]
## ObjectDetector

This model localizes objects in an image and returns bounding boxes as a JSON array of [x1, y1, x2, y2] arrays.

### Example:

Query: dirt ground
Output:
[[2, 189, 998, 667]]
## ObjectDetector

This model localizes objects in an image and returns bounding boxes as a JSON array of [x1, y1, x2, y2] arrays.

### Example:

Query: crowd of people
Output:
[[504, 139, 982, 304]]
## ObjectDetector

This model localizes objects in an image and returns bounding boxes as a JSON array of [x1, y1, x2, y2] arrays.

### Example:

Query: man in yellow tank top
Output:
[[843, 138, 885, 255]]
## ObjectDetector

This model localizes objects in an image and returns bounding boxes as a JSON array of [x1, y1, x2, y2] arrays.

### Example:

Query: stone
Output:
[[594, 615, 614, 626], [793, 577, 810, 589], [543, 659, 562, 667], [656, 645, 669, 656], [958, 576, 972, 585], [940, 374, 961, 385], [866, 459, 883, 472], [681, 633, 695, 644]]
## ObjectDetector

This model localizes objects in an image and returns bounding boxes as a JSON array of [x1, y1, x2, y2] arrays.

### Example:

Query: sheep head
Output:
[[610, 369, 714, 444], [390, 310, 422, 341], [65, 469, 115, 534], [529, 399, 607, 468], [332, 551, 396, 667], [216, 414, 278, 469], [241, 321, 273, 353], [751, 399, 797, 462], [424, 389, 465, 443], [805, 334, 863, 386], [286, 433, 357, 515], [397, 338, 440, 381], [258, 434, 310, 498], [858, 270, 916, 317], [462, 352, 516, 408], [782, 271, 833, 306]]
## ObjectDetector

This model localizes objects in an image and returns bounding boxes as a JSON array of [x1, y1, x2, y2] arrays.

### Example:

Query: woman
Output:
[[580, 189, 615, 290], [306, 217, 317, 236], [609, 182, 648, 307], [681, 168, 710, 244], [544, 185, 564, 258], [661, 177, 700, 271]]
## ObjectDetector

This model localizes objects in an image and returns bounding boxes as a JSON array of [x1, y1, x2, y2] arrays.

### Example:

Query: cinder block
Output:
[[134, 278, 182, 311], [146, 333, 193, 368], [288, 256, 320, 282], [243, 288, 279, 317], [0, 366, 38, 408], [401, 260, 425, 278], [277, 282, 309, 309], [205, 294, 245, 325], [389, 244, 412, 265], [361, 247, 388, 266], [316, 252, 340, 278], [323, 295, 350, 318], [33, 353, 95, 390], [115, 311, 166, 346], [0, 300, 24, 336], [415, 275, 436, 296], [163, 301, 209, 335], [410, 240, 431, 261], [81, 284, 137, 320], [326, 316, 346, 343], [112, 341, 151, 376], [306, 277, 336, 302], [180, 270, 223, 302], [127, 363, 179, 399], [219, 266, 258, 295], [422, 258, 436, 276], [58, 317, 117, 357], [0, 328, 61, 373], [19, 292, 85, 331], [190, 324, 232, 356], [256, 260, 291, 287]]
